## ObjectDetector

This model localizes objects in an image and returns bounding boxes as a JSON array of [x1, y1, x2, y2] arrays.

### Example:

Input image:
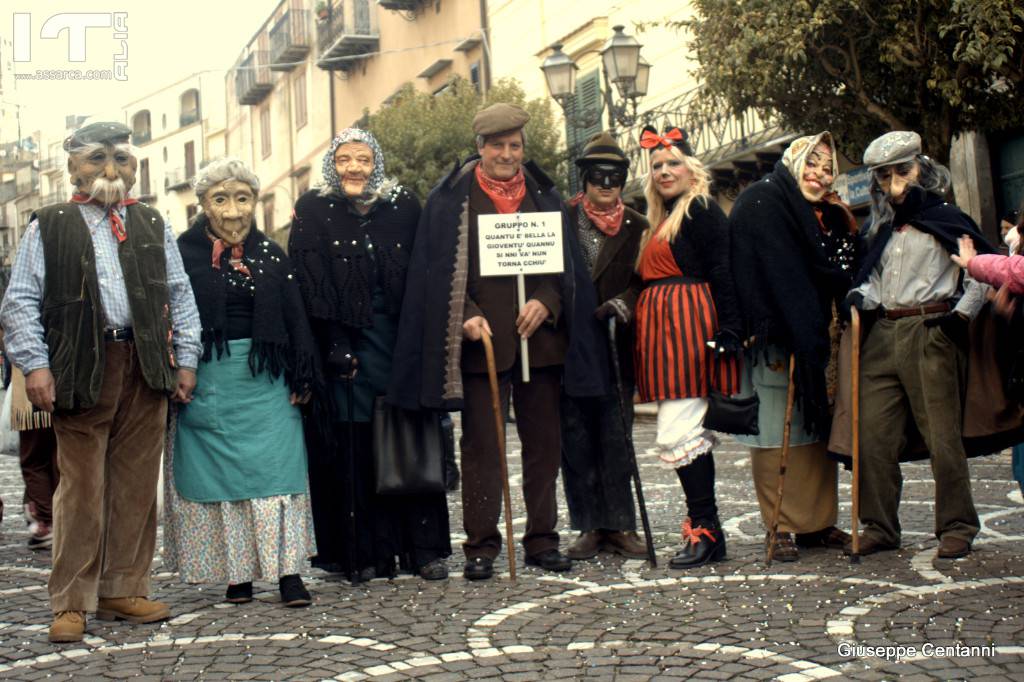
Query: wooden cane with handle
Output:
[[766, 354, 797, 566], [480, 332, 517, 581], [850, 307, 861, 563]]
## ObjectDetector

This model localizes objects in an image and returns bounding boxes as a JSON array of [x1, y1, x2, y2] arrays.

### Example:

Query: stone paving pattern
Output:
[[0, 412, 1022, 680]]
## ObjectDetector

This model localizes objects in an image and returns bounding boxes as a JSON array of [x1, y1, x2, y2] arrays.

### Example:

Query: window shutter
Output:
[[565, 70, 603, 195]]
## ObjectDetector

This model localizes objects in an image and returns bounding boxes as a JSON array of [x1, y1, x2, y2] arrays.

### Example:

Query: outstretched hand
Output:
[[951, 235, 977, 270]]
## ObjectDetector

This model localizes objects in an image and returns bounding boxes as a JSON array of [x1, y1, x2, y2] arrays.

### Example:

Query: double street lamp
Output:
[[540, 25, 651, 131]]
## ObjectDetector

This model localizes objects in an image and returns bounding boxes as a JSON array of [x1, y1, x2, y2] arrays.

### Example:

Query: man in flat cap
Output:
[[389, 103, 609, 580], [843, 130, 993, 560], [560, 131, 649, 561], [0, 121, 202, 642]]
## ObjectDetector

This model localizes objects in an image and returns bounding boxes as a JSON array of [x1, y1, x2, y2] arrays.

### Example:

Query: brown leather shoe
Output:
[[796, 526, 851, 549], [602, 530, 648, 559], [937, 536, 971, 559], [49, 611, 86, 643], [565, 530, 601, 560], [96, 597, 170, 624], [843, 533, 899, 556], [766, 532, 798, 562]]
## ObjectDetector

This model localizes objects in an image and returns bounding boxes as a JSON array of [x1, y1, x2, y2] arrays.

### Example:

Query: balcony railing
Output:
[[15, 182, 37, 197], [180, 110, 200, 127], [39, 156, 63, 173], [316, 0, 379, 71], [270, 9, 311, 71], [165, 167, 192, 191], [594, 84, 795, 198], [377, 0, 423, 10], [41, 192, 65, 206], [235, 50, 274, 106], [133, 130, 152, 145]]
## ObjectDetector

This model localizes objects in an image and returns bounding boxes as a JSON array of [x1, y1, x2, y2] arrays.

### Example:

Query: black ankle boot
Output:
[[669, 516, 727, 568], [225, 581, 253, 603], [279, 574, 312, 608]]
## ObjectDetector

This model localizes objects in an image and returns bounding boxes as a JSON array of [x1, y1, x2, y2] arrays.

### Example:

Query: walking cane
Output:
[[345, 374, 361, 584], [480, 332, 517, 581], [608, 318, 657, 567], [766, 354, 797, 566], [850, 307, 862, 564]]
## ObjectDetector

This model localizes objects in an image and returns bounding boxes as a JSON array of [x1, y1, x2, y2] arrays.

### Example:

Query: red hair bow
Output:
[[639, 126, 684, 149]]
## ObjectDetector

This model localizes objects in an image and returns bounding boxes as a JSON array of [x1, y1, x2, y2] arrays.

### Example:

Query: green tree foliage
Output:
[[658, 0, 1024, 161], [365, 77, 568, 199]]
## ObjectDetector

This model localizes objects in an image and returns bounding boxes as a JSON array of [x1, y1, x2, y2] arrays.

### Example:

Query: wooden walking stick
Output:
[[766, 353, 797, 566], [608, 318, 657, 567], [850, 307, 862, 563], [480, 332, 517, 581]]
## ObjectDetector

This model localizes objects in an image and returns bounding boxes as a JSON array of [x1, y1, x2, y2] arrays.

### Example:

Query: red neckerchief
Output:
[[475, 163, 526, 214], [70, 193, 138, 243], [569, 191, 625, 237], [209, 235, 251, 278]]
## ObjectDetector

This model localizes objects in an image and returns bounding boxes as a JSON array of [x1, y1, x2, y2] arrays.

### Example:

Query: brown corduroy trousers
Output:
[[48, 342, 167, 613], [19, 426, 58, 525]]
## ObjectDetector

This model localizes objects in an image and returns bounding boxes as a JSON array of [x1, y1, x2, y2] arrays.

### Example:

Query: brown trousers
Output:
[[460, 365, 562, 558], [858, 317, 979, 546], [19, 426, 58, 524], [49, 342, 167, 613]]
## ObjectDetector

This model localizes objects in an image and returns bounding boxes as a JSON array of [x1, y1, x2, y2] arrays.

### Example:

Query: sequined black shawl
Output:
[[730, 161, 859, 439]]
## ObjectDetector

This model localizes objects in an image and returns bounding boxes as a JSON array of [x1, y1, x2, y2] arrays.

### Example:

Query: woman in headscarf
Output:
[[633, 126, 743, 569], [163, 158, 318, 607], [289, 128, 451, 582], [730, 132, 857, 561]]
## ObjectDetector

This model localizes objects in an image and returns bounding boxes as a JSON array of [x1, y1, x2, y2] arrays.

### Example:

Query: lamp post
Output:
[[540, 25, 650, 133]]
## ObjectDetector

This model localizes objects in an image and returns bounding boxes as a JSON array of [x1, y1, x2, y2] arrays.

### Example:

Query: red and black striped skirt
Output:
[[634, 279, 741, 403]]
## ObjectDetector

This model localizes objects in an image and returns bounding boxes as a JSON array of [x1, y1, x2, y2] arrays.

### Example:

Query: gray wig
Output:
[[865, 154, 952, 241], [193, 157, 260, 202]]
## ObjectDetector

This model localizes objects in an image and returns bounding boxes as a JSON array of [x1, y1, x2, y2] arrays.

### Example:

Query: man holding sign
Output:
[[389, 103, 609, 581]]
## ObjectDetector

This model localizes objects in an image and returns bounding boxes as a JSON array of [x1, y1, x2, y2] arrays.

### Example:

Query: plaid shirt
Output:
[[0, 203, 202, 373]]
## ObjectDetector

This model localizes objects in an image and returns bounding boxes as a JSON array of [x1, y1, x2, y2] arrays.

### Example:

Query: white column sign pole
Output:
[[478, 211, 564, 384]]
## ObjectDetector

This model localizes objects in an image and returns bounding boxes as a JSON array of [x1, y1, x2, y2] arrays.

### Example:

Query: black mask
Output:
[[583, 164, 627, 189]]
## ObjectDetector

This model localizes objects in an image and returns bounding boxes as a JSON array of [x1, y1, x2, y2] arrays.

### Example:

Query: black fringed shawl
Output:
[[288, 187, 420, 329], [730, 161, 859, 440], [177, 216, 320, 394]]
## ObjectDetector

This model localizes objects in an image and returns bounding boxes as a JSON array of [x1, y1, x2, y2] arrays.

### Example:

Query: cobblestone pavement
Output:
[[1, 412, 1022, 681]]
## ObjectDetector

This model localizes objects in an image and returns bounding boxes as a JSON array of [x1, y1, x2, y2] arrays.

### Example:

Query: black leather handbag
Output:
[[703, 364, 760, 436], [372, 397, 448, 495]]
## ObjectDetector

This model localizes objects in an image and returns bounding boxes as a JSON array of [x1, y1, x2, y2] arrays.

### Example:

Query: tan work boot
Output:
[[49, 611, 86, 643], [602, 530, 649, 559], [96, 597, 170, 624], [565, 530, 601, 560]]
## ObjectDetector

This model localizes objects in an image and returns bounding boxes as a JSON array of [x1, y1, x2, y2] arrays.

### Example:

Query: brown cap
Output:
[[574, 131, 628, 168], [472, 102, 530, 137]]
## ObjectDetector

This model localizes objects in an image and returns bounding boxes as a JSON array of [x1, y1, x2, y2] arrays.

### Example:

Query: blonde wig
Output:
[[637, 145, 712, 264]]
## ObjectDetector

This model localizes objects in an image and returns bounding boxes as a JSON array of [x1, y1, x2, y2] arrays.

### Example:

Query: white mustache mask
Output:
[[89, 177, 127, 206]]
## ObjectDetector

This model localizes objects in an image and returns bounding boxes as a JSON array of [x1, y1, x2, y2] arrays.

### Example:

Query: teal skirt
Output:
[[734, 345, 819, 449], [174, 339, 309, 502]]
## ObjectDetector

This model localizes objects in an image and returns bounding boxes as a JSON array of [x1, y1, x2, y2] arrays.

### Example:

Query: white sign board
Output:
[[478, 211, 564, 277]]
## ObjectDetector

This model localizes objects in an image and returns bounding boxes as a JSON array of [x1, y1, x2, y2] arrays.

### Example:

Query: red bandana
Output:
[[210, 237, 251, 278], [569, 192, 625, 237], [70, 193, 138, 243], [475, 163, 526, 214]]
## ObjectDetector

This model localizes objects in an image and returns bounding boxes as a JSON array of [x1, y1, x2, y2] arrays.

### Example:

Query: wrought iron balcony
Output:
[[609, 84, 795, 199], [15, 181, 37, 197], [180, 110, 200, 127], [316, 0, 379, 71], [38, 156, 63, 173], [377, 0, 423, 10], [165, 167, 192, 191], [270, 9, 311, 71], [235, 50, 274, 106]]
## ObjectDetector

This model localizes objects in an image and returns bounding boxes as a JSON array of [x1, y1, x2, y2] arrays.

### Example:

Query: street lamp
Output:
[[540, 25, 650, 132]]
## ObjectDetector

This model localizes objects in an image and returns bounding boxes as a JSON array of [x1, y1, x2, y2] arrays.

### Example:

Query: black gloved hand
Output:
[[710, 329, 743, 355], [595, 298, 630, 324], [923, 312, 970, 349], [839, 291, 865, 323], [327, 345, 359, 379]]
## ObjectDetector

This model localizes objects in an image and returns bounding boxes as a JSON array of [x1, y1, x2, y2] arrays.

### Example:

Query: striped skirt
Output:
[[634, 280, 741, 403]]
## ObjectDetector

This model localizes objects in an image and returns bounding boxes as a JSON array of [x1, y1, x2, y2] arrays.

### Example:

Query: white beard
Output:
[[87, 177, 127, 206]]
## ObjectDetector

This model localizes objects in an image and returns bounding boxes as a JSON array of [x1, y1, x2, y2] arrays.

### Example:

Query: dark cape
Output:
[[730, 161, 859, 440], [176, 216, 319, 394], [852, 186, 995, 287], [387, 156, 610, 411]]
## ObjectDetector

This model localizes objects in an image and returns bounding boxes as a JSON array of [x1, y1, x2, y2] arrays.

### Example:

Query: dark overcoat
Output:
[[387, 156, 610, 410]]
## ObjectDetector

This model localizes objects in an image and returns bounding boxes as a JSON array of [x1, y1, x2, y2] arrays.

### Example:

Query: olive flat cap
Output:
[[473, 102, 530, 137], [863, 131, 922, 171], [63, 121, 132, 151], [575, 131, 629, 168]]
